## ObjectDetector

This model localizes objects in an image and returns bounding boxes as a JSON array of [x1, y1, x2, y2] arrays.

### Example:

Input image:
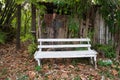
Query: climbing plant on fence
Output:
[[95, 0, 120, 58]]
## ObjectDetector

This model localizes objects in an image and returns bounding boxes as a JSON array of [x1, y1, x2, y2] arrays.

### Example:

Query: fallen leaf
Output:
[[91, 71, 98, 76], [111, 64, 116, 68], [80, 75, 87, 80], [59, 65, 65, 69], [37, 75, 44, 80], [69, 65, 74, 68], [43, 65, 49, 70], [106, 78, 111, 80], [118, 66, 120, 68], [47, 75, 53, 79], [112, 69, 118, 76], [78, 65, 84, 70], [28, 71, 36, 79], [61, 72, 68, 78]]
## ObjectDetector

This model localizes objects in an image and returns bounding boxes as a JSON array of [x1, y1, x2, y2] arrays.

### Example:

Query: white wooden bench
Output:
[[34, 38, 98, 68]]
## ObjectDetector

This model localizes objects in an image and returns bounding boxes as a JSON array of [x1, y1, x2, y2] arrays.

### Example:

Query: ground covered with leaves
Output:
[[0, 42, 120, 80]]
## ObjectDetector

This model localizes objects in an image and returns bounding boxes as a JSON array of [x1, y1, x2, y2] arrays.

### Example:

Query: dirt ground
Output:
[[0, 42, 120, 80]]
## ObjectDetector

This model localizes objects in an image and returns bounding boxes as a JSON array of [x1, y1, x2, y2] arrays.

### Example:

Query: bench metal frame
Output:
[[34, 38, 97, 69]]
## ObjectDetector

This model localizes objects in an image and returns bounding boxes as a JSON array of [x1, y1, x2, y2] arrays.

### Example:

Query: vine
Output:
[[96, 0, 120, 33]]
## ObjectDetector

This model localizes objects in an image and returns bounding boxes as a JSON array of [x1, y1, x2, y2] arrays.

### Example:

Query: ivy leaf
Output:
[[15, 0, 24, 4]]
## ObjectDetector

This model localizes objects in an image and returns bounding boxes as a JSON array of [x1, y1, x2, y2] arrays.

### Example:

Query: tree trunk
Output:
[[16, 4, 21, 50], [31, 3, 36, 42]]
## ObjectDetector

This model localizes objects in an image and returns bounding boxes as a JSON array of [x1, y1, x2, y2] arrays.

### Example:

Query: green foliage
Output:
[[98, 59, 112, 66], [0, 31, 6, 44], [35, 65, 41, 72], [68, 16, 79, 37], [51, 0, 92, 17], [113, 61, 120, 78], [105, 71, 114, 79], [114, 66, 120, 78], [72, 59, 81, 66], [0, 0, 16, 42], [0, 0, 16, 25], [65, 0, 91, 16], [94, 44, 116, 59], [74, 76, 81, 80], [21, 34, 34, 42], [17, 75, 29, 80], [100, 70, 114, 79], [118, 69, 120, 78], [72, 60, 77, 66], [36, 5, 46, 16], [96, 0, 120, 33], [88, 28, 94, 40], [88, 76, 93, 80], [15, 0, 24, 4], [0, 68, 7, 75], [28, 43, 37, 55], [75, 47, 88, 50]]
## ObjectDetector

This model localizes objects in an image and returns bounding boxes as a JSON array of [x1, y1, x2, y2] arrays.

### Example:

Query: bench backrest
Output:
[[38, 38, 91, 51]]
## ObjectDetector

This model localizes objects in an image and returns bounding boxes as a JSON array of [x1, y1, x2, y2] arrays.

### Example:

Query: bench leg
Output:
[[37, 59, 41, 66], [90, 57, 93, 64], [94, 56, 97, 69]]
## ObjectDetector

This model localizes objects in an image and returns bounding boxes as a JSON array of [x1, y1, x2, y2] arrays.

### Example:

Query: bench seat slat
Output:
[[34, 50, 97, 59], [38, 44, 91, 48], [38, 38, 90, 42]]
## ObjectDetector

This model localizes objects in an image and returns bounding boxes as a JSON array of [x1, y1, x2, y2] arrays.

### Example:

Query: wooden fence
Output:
[[37, 12, 120, 58]]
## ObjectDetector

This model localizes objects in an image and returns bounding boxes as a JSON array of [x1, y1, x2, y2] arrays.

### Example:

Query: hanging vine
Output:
[[95, 0, 120, 33]]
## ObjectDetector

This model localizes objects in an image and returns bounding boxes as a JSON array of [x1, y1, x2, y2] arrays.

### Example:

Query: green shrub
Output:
[[100, 70, 114, 79], [28, 43, 37, 55], [0, 31, 6, 44], [94, 44, 116, 59], [98, 59, 112, 66], [21, 33, 34, 42], [35, 66, 41, 72], [68, 17, 79, 38]]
